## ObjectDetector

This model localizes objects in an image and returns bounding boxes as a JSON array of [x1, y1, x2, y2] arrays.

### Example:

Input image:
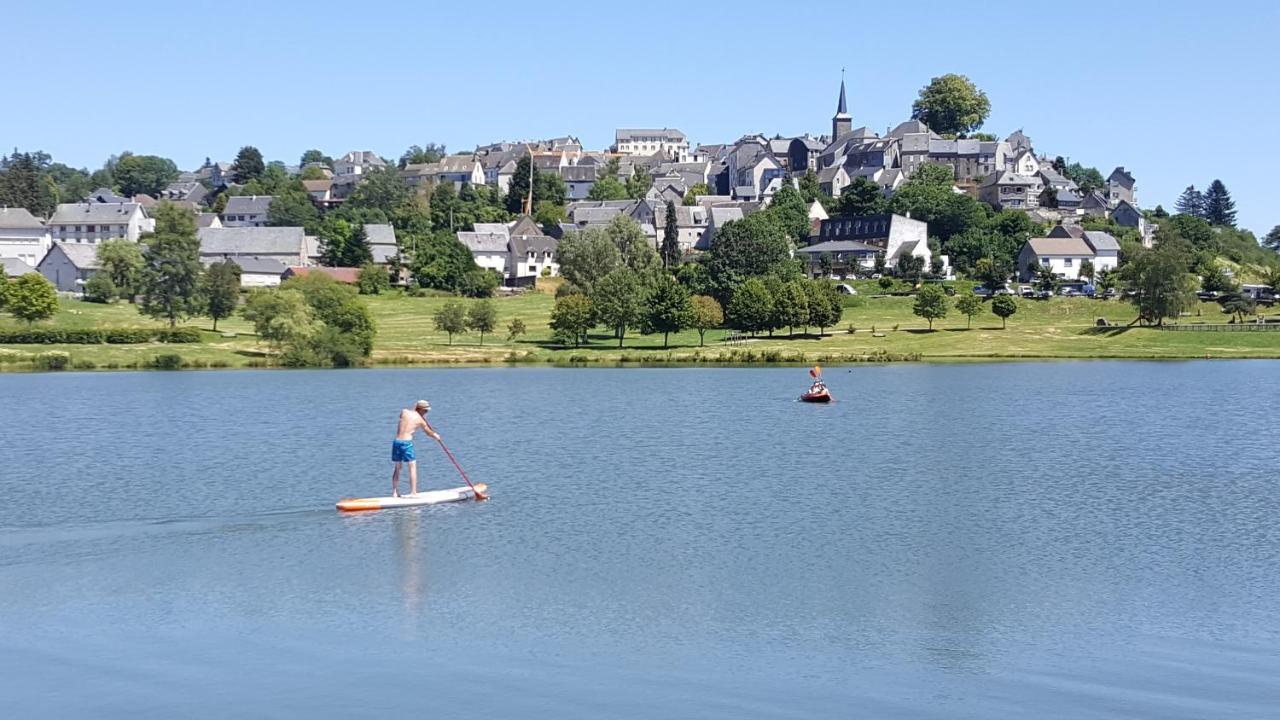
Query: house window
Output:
[[1064, 258, 1073, 267], [1041, 259, 1050, 266]]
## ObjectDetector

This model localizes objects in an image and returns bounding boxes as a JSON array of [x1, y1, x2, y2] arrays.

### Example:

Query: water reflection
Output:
[[394, 509, 426, 635]]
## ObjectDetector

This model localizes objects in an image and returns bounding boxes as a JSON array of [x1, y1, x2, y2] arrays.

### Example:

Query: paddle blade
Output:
[[809, 369, 816, 377]]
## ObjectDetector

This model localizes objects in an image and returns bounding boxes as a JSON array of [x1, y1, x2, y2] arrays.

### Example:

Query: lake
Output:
[[1, 363, 1278, 719]]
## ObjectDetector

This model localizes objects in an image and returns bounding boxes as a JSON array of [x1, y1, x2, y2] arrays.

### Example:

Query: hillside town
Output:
[[1, 77, 1172, 297]]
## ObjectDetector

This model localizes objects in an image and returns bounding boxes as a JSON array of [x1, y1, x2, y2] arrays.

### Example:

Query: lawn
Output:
[[2, 283, 1279, 371]]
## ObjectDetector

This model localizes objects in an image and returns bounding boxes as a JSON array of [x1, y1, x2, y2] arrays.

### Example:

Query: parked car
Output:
[[1018, 285, 1035, 298], [835, 283, 857, 295]]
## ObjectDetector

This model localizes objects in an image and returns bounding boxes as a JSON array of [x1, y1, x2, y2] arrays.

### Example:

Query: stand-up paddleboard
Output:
[[336, 483, 488, 512]]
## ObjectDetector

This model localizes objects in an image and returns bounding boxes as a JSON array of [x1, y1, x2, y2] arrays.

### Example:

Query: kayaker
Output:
[[391, 400, 441, 497]]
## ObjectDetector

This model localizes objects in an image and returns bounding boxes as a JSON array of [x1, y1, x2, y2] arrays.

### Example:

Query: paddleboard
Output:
[[336, 483, 488, 512]]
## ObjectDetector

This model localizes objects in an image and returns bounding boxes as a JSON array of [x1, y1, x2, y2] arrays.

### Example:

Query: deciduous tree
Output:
[[689, 295, 723, 346], [1122, 240, 1198, 325], [96, 239, 145, 301], [727, 277, 774, 335], [955, 292, 984, 329], [587, 175, 628, 201], [803, 280, 842, 336], [433, 300, 467, 345], [910, 74, 991, 136], [556, 228, 621, 294], [642, 273, 693, 347], [466, 299, 498, 345], [836, 177, 887, 216], [991, 294, 1017, 328], [912, 283, 949, 330], [592, 268, 643, 347], [200, 261, 241, 331], [549, 293, 593, 346], [4, 273, 58, 323], [113, 154, 179, 197]]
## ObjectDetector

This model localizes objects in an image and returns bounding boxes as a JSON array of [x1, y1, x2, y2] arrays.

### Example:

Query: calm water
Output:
[[1, 364, 1278, 719]]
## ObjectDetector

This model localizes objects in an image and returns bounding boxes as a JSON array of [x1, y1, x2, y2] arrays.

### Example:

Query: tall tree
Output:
[[682, 182, 711, 206], [836, 177, 887, 216], [776, 280, 810, 337], [1175, 185, 1205, 218], [591, 268, 643, 347], [345, 166, 411, 215], [689, 295, 724, 346], [466, 299, 498, 345], [200, 261, 242, 331], [1202, 179, 1237, 227], [241, 288, 314, 351], [642, 273, 693, 347], [4, 272, 58, 323], [96, 239, 145, 301], [138, 204, 203, 327], [1064, 163, 1105, 194], [605, 215, 660, 277], [506, 156, 537, 214], [433, 301, 468, 345], [910, 74, 991, 136], [661, 200, 680, 268], [113, 154, 179, 197], [973, 257, 1009, 294], [704, 213, 796, 301], [230, 146, 266, 185], [912, 284, 949, 330], [556, 229, 622, 294], [765, 184, 813, 242], [587, 175, 628, 201], [625, 167, 651, 199], [896, 253, 925, 285], [1263, 225, 1280, 252], [0, 151, 57, 217], [803, 279, 842, 336]]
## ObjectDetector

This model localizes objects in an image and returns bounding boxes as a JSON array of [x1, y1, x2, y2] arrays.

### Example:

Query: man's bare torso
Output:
[[396, 409, 428, 441]]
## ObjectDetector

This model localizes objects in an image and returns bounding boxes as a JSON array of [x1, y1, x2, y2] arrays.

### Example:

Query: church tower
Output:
[[832, 72, 852, 140]]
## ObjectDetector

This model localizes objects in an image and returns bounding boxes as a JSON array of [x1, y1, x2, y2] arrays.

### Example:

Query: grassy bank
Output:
[[2, 284, 1279, 371]]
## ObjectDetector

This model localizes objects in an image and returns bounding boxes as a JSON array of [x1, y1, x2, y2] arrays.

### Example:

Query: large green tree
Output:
[[803, 279, 842, 336], [1262, 225, 1280, 252], [433, 300, 467, 345], [910, 74, 991, 136], [955, 292, 984, 329], [1175, 185, 1205, 218], [241, 288, 314, 350], [346, 166, 412, 215], [991, 294, 1017, 328], [113, 154, 179, 197], [200, 261, 242, 331], [96, 239, 145, 301], [466, 299, 498, 345], [398, 143, 446, 168], [777, 280, 810, 337], [727, 277, 774, 335], [138, 203, 204, 327], [587, 175, 628, 201], [557, 228, 622, 294], [705, 213, 796, 301], [230, 146, 266, 185], [267, 189, 319, 228], [642, 273, 693, 347], [549, 293, 594, 346], [591, 268, 643, 347], [606, 215, 660, 277], [1064, 163, 1105, 194], [299, 149, 332, 167], [0, 151, 57, 217], [1121, 240, 1198, 325], [836, 177, 887, 216]]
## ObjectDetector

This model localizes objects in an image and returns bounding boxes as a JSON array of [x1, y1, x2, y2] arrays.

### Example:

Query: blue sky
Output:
[[6, 0, 1276, 233]]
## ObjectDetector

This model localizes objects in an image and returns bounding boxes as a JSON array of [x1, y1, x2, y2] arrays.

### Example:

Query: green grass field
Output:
[[2, 282, 1279, 371]]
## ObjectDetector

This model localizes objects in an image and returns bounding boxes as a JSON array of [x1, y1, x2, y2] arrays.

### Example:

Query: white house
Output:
[[205, 255, 287, 288], [37, 242, 100, 293], [456, 217, 558, 286], [3, 257, 35, 278], [1082, 231, 1120, 273], [0, 207, 51, 268], [1017, 237, 1095, 281], [46, 202, 154, 244], [457, 224, 511, 277], [333, 151, 387, 177], [812, 213, 932, 270], [221, 195, 273, 227], [402, 156, 486, 190], [614, 129, 689, 161]]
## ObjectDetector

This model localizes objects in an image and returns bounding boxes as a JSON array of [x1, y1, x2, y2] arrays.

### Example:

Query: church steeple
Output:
[[832, 70, 852, 140]]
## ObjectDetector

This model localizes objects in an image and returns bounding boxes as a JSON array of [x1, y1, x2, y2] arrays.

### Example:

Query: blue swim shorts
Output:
[[391, 439, 416, 462]]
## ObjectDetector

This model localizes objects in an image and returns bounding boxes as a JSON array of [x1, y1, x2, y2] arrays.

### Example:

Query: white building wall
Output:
[[0, 227, 51, 267]]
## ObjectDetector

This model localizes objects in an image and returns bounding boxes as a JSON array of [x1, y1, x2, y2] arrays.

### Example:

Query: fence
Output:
[[1158, 323, 1280, 332]]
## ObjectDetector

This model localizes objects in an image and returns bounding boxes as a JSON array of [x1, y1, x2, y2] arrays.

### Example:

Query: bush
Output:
[[33, 351, 70, 371], [152, 353, 183, 370], [83, 274, 118, 303]]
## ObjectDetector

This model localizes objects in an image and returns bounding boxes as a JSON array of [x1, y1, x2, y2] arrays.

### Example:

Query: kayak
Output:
[[800, 390, 832, 403], [336, 483, 488, 512]]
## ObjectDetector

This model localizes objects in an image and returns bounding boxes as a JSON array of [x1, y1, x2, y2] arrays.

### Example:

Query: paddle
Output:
[[427, 423, 488, 501]]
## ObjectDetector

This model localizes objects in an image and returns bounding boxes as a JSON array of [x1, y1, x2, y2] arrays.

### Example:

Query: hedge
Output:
[[0, 328, 202, 344]]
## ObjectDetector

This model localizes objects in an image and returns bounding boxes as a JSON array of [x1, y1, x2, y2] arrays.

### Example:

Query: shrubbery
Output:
[[0, 328, 202, 344]]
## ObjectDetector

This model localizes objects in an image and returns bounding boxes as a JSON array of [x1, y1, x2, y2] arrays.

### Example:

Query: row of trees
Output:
[[549, 275, 725, 348], [725, 277, 843, 337], [1175, 180, 1237, 227], [912, 286, 1018, 329]]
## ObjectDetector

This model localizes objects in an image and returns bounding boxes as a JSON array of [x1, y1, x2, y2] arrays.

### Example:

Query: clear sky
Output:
[[6, 0, 1276, 233]]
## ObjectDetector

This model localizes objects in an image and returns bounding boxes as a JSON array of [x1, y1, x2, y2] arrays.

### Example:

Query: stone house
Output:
[[46, 202, 154, 244], [221, 195, 273, 227]]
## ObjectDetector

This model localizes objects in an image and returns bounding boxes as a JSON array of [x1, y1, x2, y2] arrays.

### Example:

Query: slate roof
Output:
[[338, 151, 386, 167], [1083, 231, 1120, 252], [0, 207, 44, 229], [708, 206, 743, 226], [223, 195, 273, 216], [302, 179, 332, 193], [195, 213, 221, 228], [48, 242, 100, 270], [981, 171, 1037, 188], [511, 234, 557, 256], [1026, 237, 1093, 256], [87, 187, 129, 203], [2, 257, 35, 277], [573, 207, 623, 224], [48, 202, 143, 224], [197, 226, 306, 256], [207, 255, 287, 275], [795, 240, 882, 255], [1108, 166, 1135, 187], [457, 231, 510, 253], [561, 166, 597, 182], [616, 128, 686, 142], [1047, 224, 1085, 239]]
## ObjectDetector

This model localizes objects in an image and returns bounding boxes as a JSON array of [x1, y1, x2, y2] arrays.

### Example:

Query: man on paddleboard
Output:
[[391, 400, 441, 497]]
